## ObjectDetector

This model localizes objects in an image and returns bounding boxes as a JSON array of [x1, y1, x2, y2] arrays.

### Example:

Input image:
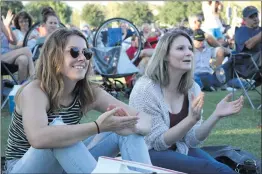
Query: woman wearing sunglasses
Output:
[[4, 28, 152, 174]]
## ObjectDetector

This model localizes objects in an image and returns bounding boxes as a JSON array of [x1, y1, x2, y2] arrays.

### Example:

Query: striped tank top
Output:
[[5, 96, 82, 160]]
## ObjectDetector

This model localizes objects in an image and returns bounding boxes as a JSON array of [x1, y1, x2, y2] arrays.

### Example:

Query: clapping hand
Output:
[[214, 93, 244, 118], [189, 92, 205, 122], [106, 104, 128, 117], [106, 104, 138, 135], [96, 105, 139, 136]]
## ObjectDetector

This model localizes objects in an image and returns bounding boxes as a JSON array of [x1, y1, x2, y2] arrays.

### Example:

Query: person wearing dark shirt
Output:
[[235, 6, 261, 54]]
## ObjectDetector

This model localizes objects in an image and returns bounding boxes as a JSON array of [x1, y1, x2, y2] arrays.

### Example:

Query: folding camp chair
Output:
[[225, 52, 261, 109], [215, 26, 261, 109], [1, 63, 19, 110]]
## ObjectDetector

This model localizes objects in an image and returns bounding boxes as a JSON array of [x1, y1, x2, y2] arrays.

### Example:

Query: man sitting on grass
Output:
[[188, 14, 231, 67], [193, 29, 246, 91]]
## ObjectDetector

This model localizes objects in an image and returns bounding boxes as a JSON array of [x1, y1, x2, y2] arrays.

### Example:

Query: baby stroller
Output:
[[92, 18, 143, 98]]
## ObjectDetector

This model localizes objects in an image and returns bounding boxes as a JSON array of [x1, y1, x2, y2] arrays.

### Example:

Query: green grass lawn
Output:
[[1, 89, 261, 159]]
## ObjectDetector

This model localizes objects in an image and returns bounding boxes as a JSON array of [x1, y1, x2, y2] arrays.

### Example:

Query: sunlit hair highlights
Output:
[[36, 28, 95, 113], [145, 29, 194, 94]]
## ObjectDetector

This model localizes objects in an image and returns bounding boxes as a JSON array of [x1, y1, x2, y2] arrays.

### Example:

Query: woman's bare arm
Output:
[[20, 82, 100, 149], [92, 87, 152, 135]]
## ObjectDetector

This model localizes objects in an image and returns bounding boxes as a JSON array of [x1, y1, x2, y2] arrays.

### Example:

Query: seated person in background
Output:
[[129, 29, 243, 174], [36, 6, 60, 45], [193, 29, 245, 91], [234, 6, 261, 86], [188, 14, 231, 67], [1, 10, 35, 84], [138, 23, 162, 68], [31, 6, 60, 61], [10, 10, 39, 50], [235, 6, 261, 56], [141, 23, 162, 49], [4, 28, 152, 174], [125, 23, 162, 88], [120, 22, 134, 41]]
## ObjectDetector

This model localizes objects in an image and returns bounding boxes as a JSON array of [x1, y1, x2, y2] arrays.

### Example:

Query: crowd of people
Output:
[[1, 3, 261, 174]]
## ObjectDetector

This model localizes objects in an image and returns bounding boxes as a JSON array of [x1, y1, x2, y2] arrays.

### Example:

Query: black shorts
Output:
[[1, 63, 18, 75]]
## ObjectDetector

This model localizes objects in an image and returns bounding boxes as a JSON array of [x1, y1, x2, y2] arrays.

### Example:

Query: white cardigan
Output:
[[129, 76, 205, 155]]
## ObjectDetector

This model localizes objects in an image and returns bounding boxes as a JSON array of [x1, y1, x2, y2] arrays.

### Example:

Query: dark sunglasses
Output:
[[18, 19, 29, 24], [249, 13, 258, 19], [197, 19, 202, 23], [69, 47, 92, 60]]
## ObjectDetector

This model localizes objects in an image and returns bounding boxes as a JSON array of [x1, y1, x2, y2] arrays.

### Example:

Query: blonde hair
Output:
[[145, 29, 194, 94], [16, 28, 95, 113]]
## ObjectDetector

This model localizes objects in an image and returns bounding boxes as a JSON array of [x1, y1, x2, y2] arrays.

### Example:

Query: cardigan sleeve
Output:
[[184, 82, 206, 148], [129, 78, 171, 151]]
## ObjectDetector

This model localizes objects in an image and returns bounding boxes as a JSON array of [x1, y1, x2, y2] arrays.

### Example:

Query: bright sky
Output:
[[22, 1, 164, 10]]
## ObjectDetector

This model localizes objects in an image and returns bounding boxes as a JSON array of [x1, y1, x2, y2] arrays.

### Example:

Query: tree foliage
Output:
[[1, 1, 24, 17], [71, 9, 81, 28], [104, 2, 121, 19], [81, 3, 105, 28], [24, 1, 72, 24], [157, 1, 202, 26], [118, 2, 154, 26], [220, 1, 261, 25]]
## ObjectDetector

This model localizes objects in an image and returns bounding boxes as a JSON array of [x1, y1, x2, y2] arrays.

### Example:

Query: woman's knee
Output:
[[15, 55, 29, 67], [122, 134, 146, 145], [21, 47, 33, 58], [216, 47, 225, 57]]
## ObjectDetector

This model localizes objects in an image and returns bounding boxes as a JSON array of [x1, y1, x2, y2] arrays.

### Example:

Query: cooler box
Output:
[[92, 156, 185, 173], [9, 85, 22, 114]]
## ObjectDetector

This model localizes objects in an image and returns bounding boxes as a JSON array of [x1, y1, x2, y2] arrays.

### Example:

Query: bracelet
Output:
[[94, 121, 100, 134]]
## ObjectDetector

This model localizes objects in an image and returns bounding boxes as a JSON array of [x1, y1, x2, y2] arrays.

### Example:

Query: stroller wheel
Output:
[[93, 17, 143, 64]]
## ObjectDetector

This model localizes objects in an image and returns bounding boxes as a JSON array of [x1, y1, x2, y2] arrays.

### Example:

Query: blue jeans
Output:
[[195, 73, 222, 88], [5, 117, 151, 173], [194, 75, 204, 89], [196, 73, 248, 90], [149, 148, 236, 174]]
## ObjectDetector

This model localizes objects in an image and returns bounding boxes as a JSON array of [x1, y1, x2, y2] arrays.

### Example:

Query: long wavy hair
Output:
[[16, 28, 96, 114], [145, 29, 194, 94]]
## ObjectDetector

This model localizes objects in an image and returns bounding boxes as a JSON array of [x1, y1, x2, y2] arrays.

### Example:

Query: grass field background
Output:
[[1, 88, 261, 159]]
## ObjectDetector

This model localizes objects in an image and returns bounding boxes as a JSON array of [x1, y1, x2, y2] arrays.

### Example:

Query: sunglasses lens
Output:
[[70, 47, 80, 58], [249, 13, 258, 19], [83, 49, 93, 60]]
